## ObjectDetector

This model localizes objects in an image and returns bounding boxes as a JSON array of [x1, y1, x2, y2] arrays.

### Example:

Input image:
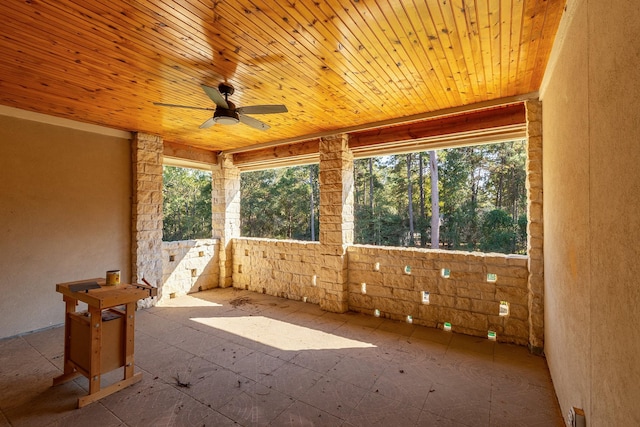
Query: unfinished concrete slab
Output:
[[0, 288, 562, 426]]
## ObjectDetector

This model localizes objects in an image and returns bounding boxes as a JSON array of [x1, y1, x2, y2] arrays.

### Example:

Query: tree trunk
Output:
[[429, 150, 440, 249], [407, 153, 415, 246], [369, 158, 374, 212], [419, 152, 426, 246]]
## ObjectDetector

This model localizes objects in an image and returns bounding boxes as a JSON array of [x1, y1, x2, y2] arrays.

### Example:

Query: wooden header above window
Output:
[[232, 102, 527, 171]]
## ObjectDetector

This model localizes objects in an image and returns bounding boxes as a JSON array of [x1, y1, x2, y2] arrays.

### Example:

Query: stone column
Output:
[[318, 134, 354, 312], [131, 132, 163, 308], [211, 153, 240, 288], [525, 100, 544, 354]]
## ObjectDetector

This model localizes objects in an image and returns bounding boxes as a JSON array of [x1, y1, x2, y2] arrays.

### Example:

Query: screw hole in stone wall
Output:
[[169, 255, 175, 262]]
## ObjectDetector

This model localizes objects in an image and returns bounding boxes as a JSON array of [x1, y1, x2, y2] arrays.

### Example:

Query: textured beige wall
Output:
[[0, 115, 131, 338], [349, 246, 530, 344], [541, 0, 640, 424], [233, 238, 323, 303], [161, 239, 220, 303]]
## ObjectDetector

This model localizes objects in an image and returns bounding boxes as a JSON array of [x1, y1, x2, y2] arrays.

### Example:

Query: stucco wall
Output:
[[0, 114, 131, 338], [541, 0, 640, 424]]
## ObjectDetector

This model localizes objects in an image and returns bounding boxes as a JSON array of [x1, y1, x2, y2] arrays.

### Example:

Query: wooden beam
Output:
[[163, 141, 217, 170], [233, 139, 320, 169], [230, 103, 527, 171], [348, 103, 526, 149]]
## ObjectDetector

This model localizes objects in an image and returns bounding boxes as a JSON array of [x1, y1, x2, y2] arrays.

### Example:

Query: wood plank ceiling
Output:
[[0, 0, 565, 153]]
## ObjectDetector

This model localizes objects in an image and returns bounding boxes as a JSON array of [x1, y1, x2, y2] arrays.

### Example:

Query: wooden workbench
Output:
[[52, 278, 156, 408]]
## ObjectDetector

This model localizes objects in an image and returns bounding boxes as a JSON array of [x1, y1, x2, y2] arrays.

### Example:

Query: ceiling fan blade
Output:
[[201, 84, 228, 109], [237, 105, 288, 115], [199, 117, 216, 129], [239, 114, 269, 131], [154, 102, 214, 111]]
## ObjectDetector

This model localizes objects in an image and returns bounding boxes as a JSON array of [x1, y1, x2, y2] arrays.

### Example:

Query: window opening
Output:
[[240, 164, 319, 241], [353, 141, 528, 254], [162, 166, 212, 242]]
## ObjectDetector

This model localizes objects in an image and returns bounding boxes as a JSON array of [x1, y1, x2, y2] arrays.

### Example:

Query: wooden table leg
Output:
[[52, 296, 80, 385], [87, 305, 102, 395], [123, 302, 135, 379]]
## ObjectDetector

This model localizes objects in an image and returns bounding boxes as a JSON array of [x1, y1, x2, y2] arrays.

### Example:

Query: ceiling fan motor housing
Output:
[[218, 82, 235, 97], [213, 100, 239, 125]]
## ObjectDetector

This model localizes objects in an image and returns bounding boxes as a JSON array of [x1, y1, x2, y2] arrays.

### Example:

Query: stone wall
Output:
[[526, 100, 545, 352], [348, 246, 530, 345], [232, 238, 324, 304], [230, 238, 530, 345], [131, 132, 163, 308], [317, 134, 353, 312], [211, 154, 240, 288], [160, 239, 220, 304]]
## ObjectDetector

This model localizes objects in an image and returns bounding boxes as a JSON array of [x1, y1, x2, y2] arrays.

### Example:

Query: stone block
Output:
[[417, 304, 441, 322], [414, 275, 438, 289], [509, 303, 529, 321], [466, 281, 496, 293], [320, 296, 348, 313], [363, 284, 394, 298], [387, 272, 417, 290], [349, 293, 373, 310], [471, 299, 499, 316], [378, 298, 418, 317], [457, 287, 482, 300], [430, 294, 455, 307], [393, 288, 420, 302], [503, 318, 529, 340], [487, 315, 505, 334], [495, 285, 528, 305], [437, 280, 458, 296]]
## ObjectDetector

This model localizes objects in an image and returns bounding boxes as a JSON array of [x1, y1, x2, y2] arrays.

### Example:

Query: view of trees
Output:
[[353, 141, 528, 253], [162, 166, 212, 241], [241, 165, 320, 241], [241, 141, 527, 254], [163, 141, 528, 254]]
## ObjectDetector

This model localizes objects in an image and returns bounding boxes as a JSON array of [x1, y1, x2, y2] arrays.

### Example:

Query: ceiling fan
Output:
[[154, 83, 288, 131]]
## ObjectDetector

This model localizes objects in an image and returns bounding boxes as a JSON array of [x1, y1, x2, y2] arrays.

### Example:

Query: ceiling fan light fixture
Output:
[[213, 109, 240, 125], [213, 115, 240, 125]]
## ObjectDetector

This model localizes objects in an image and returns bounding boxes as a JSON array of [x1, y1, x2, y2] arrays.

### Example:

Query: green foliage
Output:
[[162, 166, 212, 242], [181, 140, 529, 254], [480, 209, 517, 253], [353, 140, 528, 254], [240, 165, 319, 240]]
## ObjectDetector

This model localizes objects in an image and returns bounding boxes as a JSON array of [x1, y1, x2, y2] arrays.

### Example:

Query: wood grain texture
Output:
[[0, 0, 565, 152]]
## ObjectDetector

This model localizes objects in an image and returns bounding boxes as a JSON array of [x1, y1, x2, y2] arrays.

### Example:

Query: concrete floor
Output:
[[0, 288, 563, 426]]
